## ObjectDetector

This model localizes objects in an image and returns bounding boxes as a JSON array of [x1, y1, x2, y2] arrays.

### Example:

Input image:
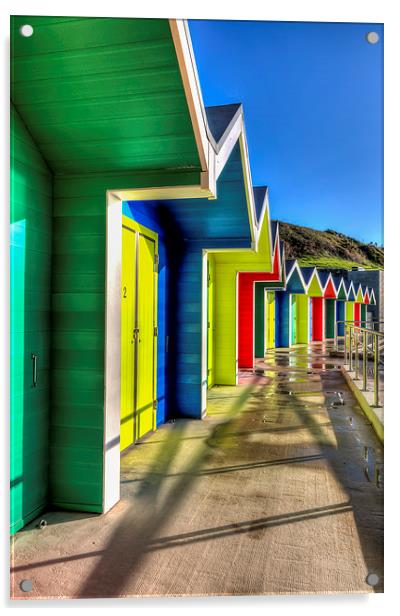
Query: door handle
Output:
[[31, 353, 37, 388]]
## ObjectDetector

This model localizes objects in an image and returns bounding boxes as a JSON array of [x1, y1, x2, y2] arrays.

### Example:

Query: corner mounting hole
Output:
[[20, 579, 33, 592], [366, 31, 379, 44], [366, 572, 379, 586], [19, 24, 34, 37]]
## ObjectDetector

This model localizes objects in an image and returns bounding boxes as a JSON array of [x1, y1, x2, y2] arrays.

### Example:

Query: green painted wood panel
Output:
[[11, 17, 200, 175], [10, 105, 53, 534], [360, 303, 367, 325], [51, 167, 201, 511], [254, 284, 265, 358], [325, 299, 336, 339]]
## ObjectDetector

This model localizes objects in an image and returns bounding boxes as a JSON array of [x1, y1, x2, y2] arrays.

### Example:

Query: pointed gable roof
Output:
[[270, 220, 279, 250], [301, 267, 323, 296], [355, 283, 364, 303], [285, 260, 307, 294], [362, 286, 370, 304], [344, 280, 356, 301], [318, 271, 337, 298], [205, 103, 241, 150], [279, 241, 287, 287], [369, 288, 377, 305], [334, 276, 347, 300], [317, 271, 330, 290], [301, 267, 317, 286], [269, 220, 281, 277], [253, 186, 269, 227]]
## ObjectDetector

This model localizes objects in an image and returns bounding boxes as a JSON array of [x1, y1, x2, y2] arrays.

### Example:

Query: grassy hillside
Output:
[[278, 221, 383, 270]]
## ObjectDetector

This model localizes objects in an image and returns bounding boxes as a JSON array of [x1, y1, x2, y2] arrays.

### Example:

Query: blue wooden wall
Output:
[[275, 292, 290, 348], [336, 301, 345, 336], [123, 200, 185, 425]]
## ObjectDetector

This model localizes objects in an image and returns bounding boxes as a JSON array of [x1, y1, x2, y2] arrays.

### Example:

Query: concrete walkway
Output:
[[11, 344, 383, 598]]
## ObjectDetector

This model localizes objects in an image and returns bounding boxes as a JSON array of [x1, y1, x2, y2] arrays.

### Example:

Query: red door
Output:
[[312, 297, 324, 341], [354, 302, 361, 326], [238, 247, 281, 368]]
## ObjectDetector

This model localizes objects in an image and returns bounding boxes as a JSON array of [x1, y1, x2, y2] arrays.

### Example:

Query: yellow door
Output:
[[136, 233, 156, 440], [266, 291, 275, 349], [207, 257, 215, 388], [345, 301, 354, 323], [120, 226, 136, 451], [264, 290, 268, 352]]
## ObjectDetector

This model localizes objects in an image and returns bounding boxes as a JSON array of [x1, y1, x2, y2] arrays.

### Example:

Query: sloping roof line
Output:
[[300, 266, 316, 285], [344, 280, 356, 300], [332, 275, 345, 295], [369, 288, 377, 304], [173, 21, 269, 255], [300, 266, 324, 292], [317, 270, 330, 290], [286, 260, 307, 290]]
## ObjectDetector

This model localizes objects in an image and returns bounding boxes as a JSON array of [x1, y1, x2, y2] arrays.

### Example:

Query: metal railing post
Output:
[[355, 329, 359, 379], [349, 326, 353, 371], [362, 330, 367, 391], [374, 335, 379, 407]]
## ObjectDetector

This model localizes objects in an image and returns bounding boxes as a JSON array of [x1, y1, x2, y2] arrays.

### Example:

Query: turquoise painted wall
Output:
[[10, 105, 53, 533]]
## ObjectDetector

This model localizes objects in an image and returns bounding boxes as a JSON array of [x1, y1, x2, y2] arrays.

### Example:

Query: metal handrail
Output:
[[343, 323, 384, 408], [334, 319, 384, 351]]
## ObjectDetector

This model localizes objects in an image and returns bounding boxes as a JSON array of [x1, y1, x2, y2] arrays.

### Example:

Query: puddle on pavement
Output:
[[363, 446, 384, 487]]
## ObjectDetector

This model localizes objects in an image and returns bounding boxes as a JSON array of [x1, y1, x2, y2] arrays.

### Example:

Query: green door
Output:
[[325, 299, 336, 339], [360, 303, 367, 326], [291, 295, 297, 345]]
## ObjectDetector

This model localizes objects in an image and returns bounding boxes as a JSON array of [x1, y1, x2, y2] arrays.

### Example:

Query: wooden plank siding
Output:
[[275, 293, 290, 348], [296, 294, 309, 343], [238, 245, 281, 369], [207, 255, 216, 388], [336, 301, 346, 336], [10, 105, 53, 533], [50, 168, 203, 510], [11, 17, 200, 175], [10, 16, 278, 526], [212, 214, 273, 385]]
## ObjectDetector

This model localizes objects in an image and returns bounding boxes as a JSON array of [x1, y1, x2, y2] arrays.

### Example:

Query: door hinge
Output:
[[154, 326, 158, 337], [154, 254, 159, 271], [207, 321, 211, 329], [207, 273, 211, 287], [153, 400, 158, 409]]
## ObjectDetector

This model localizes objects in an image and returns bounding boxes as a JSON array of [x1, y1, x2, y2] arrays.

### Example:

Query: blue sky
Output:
[[189, 20, 383, 245]]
